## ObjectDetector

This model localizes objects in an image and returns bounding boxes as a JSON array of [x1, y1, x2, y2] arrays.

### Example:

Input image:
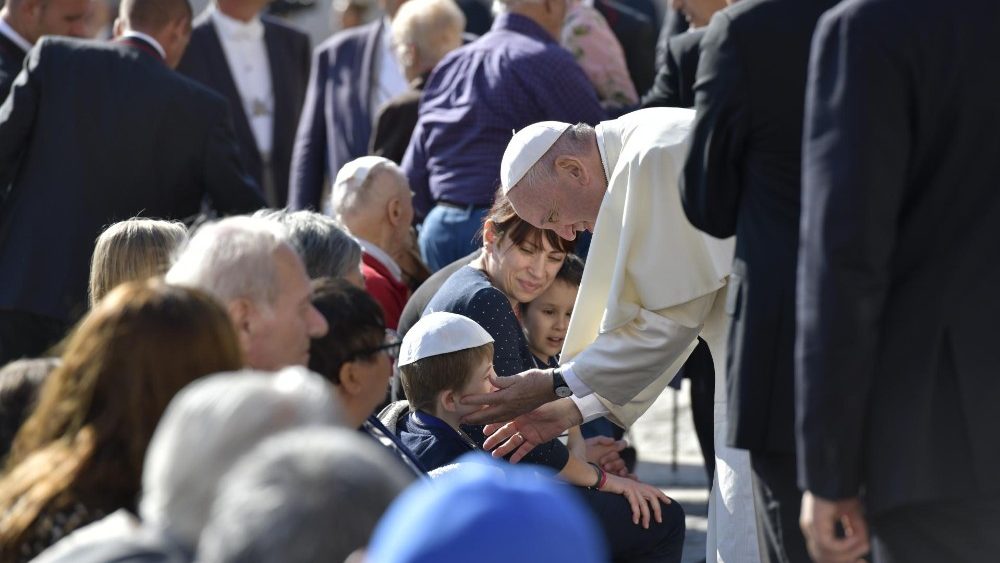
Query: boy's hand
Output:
[[584, 436, 629, 476], [460, 368, 556, 425], [601, 474, 673, 529], [480, 398, 583, 462]]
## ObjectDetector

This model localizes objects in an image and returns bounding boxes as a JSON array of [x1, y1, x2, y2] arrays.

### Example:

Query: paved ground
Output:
[[630, 380, 710, 563]]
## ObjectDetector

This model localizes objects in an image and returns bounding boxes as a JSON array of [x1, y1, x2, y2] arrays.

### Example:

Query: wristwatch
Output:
[[551, 367, 573, 398]]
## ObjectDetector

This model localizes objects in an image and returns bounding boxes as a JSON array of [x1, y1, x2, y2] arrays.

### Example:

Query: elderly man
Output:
[[369, 0, 465, 164], [401, 0, 605, 271], [462, 108, 759, 562], [330, 156, 415, 329], [0, 0, 90, 99], [198, 428, 413, 563], [165, 216, 328, 370]]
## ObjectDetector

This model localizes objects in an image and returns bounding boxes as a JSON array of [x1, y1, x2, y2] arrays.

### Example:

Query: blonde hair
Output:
[[88, 218, 188, 307]]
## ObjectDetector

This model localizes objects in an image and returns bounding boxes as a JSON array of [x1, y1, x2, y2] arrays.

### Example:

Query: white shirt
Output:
[[121, 31, 167, 60], [0, 18, 32, 53], [357, 237, 403, 283], [371, 17, 408, 121], [211, 7, 273, 155]]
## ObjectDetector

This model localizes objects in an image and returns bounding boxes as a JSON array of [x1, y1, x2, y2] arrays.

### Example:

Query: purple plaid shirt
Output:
[[402, 13, 606, 215]]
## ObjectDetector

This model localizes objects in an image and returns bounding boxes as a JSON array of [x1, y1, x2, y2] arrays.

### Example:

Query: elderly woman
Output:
[[423, 193, 687, 563], [253, 208, 365, 288], [0, 281, 243, 562]]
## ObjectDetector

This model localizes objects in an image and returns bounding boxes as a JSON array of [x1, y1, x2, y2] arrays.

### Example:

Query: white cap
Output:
[[398, 312, 494, 367], [500, 121, 571, 194], [333, 155, 394, 191]]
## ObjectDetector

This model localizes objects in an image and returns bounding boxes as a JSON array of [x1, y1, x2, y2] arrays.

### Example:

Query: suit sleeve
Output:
[[203, 100, 267, 214], [287, 45, 329, 210], [680, 11, 749, 239], [641, 41, 683, 108], [0, 43, 43, 201], [796, 8, 912, 500]]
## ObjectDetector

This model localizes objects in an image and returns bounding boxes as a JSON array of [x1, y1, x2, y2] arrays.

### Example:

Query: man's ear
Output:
[[387, 197, 403, 226], [226, 298, 255, 354], [112, 17, 124, 38], [556, 156, 587, 184], [339, 362, 363, 396], [438, 389, 458, 413]]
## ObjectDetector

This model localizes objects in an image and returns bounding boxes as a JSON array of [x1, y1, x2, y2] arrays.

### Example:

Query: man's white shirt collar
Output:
[[211, 6, 264, 41], [357, 237, 403, 283], [595, 122, 611, 183], [0, 18, 33, 53], [121, 31, 167, 59]]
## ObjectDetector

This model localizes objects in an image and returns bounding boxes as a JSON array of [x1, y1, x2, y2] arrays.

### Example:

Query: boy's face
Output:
[[452, 358, 497, 419], [523, 280, 577, 360]]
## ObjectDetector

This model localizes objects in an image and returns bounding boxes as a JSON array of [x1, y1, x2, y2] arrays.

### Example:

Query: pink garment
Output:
[[561, 4, 639, 107]]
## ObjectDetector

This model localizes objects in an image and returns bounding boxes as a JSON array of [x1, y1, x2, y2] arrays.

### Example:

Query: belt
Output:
[[436, 199, 491, 210]]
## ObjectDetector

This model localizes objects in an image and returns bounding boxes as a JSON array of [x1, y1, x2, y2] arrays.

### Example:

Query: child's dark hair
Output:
[[400, 343, 494, 413], [308, 277, 386, 385]]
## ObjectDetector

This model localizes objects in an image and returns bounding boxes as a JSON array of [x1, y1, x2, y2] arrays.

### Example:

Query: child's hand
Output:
[[601, 474, 673, 529], [584, 436, 628, 476]]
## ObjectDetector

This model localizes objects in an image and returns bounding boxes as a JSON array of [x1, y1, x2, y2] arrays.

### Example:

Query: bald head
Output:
[[114, 0, 192, 67]]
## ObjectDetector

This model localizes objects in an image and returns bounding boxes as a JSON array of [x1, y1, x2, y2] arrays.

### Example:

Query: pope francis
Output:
[[462, 107, 760, 562]]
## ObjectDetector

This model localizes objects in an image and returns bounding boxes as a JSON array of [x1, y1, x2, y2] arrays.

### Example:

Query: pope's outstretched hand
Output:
[[479, 398, 584, 463], [461, 368, 556, 425]]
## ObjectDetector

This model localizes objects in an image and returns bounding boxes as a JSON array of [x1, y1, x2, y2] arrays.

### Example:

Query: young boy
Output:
[[521, 254, 584, 368], [395, 311, 497, 470]]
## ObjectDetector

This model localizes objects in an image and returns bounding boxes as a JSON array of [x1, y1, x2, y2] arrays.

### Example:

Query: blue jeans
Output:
[[419, 204, 489, 272]]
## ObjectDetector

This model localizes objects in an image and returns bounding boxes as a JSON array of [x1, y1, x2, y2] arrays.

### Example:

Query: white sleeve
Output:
[[561, 363, 593, 397], [569, 292, 717, 406]]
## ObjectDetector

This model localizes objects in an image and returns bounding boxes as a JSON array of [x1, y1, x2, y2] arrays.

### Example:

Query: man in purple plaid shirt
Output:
[[402, 0, 606, 271]]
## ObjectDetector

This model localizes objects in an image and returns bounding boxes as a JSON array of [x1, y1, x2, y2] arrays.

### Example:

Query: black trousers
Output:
[[573, 486, 686, 563], [872, 493, 1000, 563], [750, 451, 810, 563], [0, 310, 68, 367]]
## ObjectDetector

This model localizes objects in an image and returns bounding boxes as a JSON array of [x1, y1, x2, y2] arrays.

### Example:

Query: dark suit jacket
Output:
[[681, 0, 838, 454], [288, 20, 384, 210], [0, 36, 264, 323], [642, 28, 703, 109], [0, 30, 28, 103], [369, 75, 426, 164], [177, 11, 310, 207], [797, 0, 1000, 515], [595, 0, 656, 97]]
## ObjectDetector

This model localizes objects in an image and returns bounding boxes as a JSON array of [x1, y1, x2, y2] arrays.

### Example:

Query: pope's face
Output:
[[507, 165, 604, 241]]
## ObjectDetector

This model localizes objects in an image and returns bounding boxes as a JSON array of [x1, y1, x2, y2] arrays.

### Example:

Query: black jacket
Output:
[[681, 0, 838, 454], [642, 28, 704, 109], [0, 36, 264, 323], [0, 30, 27, 101]]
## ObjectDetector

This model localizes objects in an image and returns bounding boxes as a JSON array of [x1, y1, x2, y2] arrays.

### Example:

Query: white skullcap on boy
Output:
[[499, 121, 571, 194], [398, 312, 494, 367]]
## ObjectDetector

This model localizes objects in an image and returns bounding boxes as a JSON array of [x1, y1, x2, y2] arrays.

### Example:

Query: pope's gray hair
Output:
[[165, 216, 290, 307], [516, 122, 596, 192], [198, 428, 413, 563]]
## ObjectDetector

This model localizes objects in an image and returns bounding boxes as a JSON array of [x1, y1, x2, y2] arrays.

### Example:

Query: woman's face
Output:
[[485, 228, 566, 304]]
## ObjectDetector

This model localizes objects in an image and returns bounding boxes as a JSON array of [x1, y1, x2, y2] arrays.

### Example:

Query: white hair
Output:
[[328, 161, 403, 226], [391, 0, 465, 69], [197, 428, 414, 563], [516, 123, 596, 192], [164, 216, 290, 306], [139, 368, 343, 549]]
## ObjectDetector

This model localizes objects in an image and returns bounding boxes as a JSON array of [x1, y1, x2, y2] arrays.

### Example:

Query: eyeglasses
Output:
[[351, 329, 402, 362]]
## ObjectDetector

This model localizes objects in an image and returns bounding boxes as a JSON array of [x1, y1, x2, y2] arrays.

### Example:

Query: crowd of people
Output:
[[1, 0, 997, 561]]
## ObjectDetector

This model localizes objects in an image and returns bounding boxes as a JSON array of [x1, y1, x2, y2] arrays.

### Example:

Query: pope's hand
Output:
[[800, 491, 870, 563], [480, 398, 583, 463], [460, 368, 555, 425]]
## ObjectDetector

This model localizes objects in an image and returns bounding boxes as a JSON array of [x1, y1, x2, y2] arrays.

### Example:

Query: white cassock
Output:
[[558, 108, 760, 563]]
